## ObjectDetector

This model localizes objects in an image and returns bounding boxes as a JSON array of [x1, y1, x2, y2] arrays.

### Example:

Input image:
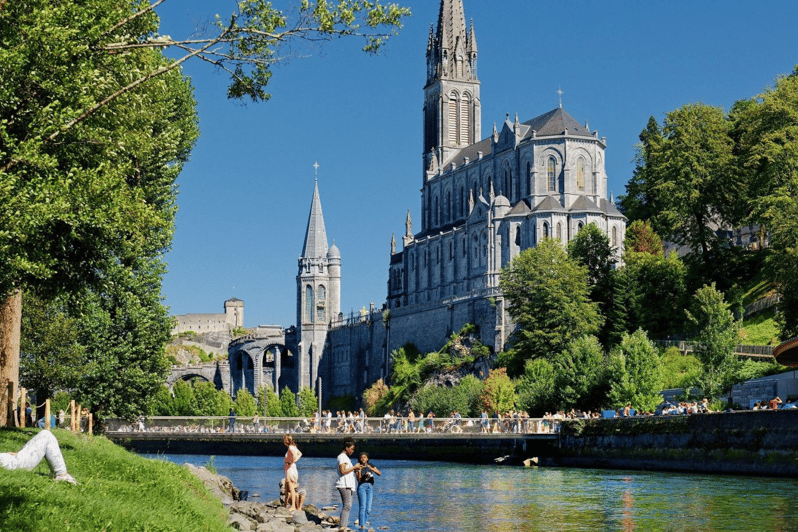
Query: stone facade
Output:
[[172, 298, 244, 335]]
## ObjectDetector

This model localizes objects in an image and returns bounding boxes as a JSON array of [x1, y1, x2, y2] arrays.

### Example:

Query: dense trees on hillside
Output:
[[620, 66, 798, 340]]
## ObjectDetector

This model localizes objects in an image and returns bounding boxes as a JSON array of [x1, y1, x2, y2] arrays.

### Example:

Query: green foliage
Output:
[[622, 250, 689, 339], [660, 347, 702, 390], [390, 347, 423, 400], [624, 220, 664, 255], [263, 387, 282, 417], [734, 66, 798, 339], [51, 391, 73, 417], [172, 380, 198, 416], [552, 335, 608, 411], [606, 330, 663, 413], [516, 358, 557, 415], [297, 386, 318, 417], [411, 375, 483, 418], [733, 360, 788, 383], [500, 239, 603, 375], [325, 395, 356, 413], [234, 388, 257, 417], [478, 369, 516, 413], [686, 284, 741, 398], [194, 382, 232, 417], [279, 387, 299, 417], [362, 379, 390, 416], [231, 326, 248, 337], [19, 292, 86, 404], [0, 429, 230, 531]]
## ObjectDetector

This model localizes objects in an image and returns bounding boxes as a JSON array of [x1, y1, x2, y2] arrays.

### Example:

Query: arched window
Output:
[[458, 186, 464, 218], [436, 246, 440, 264], [578, 222, 584, 232], [547, 157, 556, 191], [503, 168, 509, 197], [446, 190, 451, 222], [577, 157, 586, 192], [433, 196, 439, 226], [612, 226, 618, 247], [448, 91, 458, 145], [317, 285, 326, 323], [543, 222, 549, 239], [460, 93, 471, 144], [515, 226, 521, 246], [462, 237, 467, 256], [556, 222, 562, 241], [526, 162, 531, 197], [305, 285, 314, 323]]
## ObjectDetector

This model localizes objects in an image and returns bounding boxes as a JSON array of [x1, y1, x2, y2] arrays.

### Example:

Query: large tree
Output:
[[685, 284, 740, 400], [500, 238, 603, 375], [0, 0, 410, 425], [733, 66, 798, 339]]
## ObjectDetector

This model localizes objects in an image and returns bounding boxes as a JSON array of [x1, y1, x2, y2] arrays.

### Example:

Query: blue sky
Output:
[[156, 0, 798, 328]]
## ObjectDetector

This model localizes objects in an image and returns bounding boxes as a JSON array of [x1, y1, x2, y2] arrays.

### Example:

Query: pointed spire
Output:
[[391, 233, 396, 255], [301, 180, 328, 259], [468, 189, 474, 214], [405, 209, 413, 237], [429, 0, 475, 82], [468, 18, 477, 53]]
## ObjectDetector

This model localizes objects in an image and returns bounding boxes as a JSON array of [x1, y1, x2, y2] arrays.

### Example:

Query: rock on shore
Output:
[[183, 463, 376, 532]]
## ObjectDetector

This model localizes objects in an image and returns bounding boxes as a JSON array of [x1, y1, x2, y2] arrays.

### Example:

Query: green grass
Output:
[[0, 429, 230, 532], [739, 309, 780, 345]]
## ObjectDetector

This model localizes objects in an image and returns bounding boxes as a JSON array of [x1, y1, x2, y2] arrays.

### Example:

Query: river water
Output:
[[146, 453, 798, 531]]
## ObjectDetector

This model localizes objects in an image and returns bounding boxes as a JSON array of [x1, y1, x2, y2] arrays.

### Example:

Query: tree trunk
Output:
[[0, 290, 22, 427]]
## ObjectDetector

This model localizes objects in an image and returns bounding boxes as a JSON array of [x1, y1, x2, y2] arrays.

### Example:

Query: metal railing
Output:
[[104, 416, 561, 435]]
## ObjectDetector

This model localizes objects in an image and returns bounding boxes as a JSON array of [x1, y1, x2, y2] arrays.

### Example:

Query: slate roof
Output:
[[600, 198, 626, 218], [569, 195, 603, 214], [441, 107, 595, 168], [533, 195, 568, 213], [507, 198, 531, 215]]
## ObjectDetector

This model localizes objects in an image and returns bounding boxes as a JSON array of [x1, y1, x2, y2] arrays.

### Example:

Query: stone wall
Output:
[[552, 410, 798, 477]]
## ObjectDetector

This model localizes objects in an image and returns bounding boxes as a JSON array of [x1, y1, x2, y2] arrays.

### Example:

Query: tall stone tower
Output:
[[296, 180, 340, 392], [423, 0, 480, 179]]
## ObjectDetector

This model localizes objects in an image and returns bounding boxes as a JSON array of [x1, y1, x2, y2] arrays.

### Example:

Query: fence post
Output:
[[45, 398, 51, 429], [88, 413, 93, 435], [76, 404, 81, 432], [70, 400, 76, 432], [19, 387, 26, 428]]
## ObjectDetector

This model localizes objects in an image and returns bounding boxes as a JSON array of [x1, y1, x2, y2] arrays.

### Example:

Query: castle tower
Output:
[[296, 180, 339, 392], [224, 298, 244, 329], [423, 0, 481, 171]]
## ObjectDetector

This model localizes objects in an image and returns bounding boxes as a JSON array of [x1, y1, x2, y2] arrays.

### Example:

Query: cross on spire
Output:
[[313, 161, 320, 180], [557, 87, 564, 108]]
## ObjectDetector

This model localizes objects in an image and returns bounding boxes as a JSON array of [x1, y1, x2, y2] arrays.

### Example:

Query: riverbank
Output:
[[549, 409, 798, 477], [0, 428, 230, 531]]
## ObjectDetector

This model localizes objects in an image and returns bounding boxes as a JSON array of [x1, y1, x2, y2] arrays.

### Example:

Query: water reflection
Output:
[[146, 454, 798, 532]]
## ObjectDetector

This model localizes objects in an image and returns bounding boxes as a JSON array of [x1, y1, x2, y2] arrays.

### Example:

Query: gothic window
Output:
[[458, 186, 464, 218], [503, 168, 509, 197], [449, 241, 453, 261], [526, 162, 531, 197], [556, 222, 562, 241], [445, 190, 451, 222], [543, 222, 549, 239], [578, 222, 584, 232], [305, 285, 314, 323], [448, 91, 458, 145], [472, 234, 479, 268], [436, 246, 440, 264], [460, 93, 471, 144], [515, 226, 521, 246], [547, 157, 556, 191], [577, 156, 586, 192], [317, 285, 326, 323], [433, 196, 439, 226], [462, 237, 467, 256], [612, 226, 618, 247]]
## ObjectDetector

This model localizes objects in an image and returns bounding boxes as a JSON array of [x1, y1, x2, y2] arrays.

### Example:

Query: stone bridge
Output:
[[167, 326, 299, 397]]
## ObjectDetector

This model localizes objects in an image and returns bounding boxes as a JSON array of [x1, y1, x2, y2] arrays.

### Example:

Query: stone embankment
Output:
[[185, 463, 376, 532], [548, 410, 798, 477]]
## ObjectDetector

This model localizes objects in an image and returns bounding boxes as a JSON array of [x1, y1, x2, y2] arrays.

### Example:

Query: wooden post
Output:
[[19, 387, 26, 428], [70, 400, 76, 432], [88, 413, 93, 435], [76, 404, 81, 432], [45, 399, 51, 429]]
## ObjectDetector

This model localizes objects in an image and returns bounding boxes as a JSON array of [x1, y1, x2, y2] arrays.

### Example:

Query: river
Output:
[[146, 453, 798, 531]]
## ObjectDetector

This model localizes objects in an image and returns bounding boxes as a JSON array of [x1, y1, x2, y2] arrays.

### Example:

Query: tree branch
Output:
[[101, 0, 167, 39]]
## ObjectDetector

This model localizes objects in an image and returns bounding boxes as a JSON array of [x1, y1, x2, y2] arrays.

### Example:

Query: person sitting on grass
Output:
[[0, 429, 76, 484]]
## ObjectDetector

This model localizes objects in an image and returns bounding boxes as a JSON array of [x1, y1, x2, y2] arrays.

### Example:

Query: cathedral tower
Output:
[[423, 0, 481, 171], [296, 180, 339, 392]]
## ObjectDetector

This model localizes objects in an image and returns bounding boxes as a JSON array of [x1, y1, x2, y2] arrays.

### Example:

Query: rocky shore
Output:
[[184, 462, 378, 532]]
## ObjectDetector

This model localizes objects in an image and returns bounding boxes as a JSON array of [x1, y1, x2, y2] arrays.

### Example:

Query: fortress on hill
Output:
[[218, 0, 626, 403]]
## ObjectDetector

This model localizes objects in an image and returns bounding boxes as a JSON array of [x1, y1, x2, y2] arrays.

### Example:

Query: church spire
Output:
[[301, 180, 328, 259], [427, 0, 477, 84]]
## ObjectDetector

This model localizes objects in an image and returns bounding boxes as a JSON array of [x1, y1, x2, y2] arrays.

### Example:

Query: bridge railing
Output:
[[105, 416, 561, 435]]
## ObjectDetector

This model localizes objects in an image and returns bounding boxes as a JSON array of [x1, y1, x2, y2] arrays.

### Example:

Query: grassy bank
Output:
[[0, 428, 230, 532]]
